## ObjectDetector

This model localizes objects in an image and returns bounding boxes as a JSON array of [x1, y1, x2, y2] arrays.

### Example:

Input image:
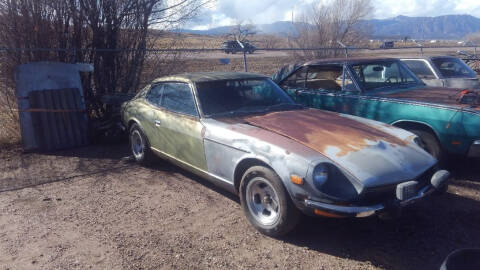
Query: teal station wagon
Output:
[[272, 58, 480, 160]]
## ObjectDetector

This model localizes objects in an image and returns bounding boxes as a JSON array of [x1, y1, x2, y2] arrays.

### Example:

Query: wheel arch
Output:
[[233, 157, 275, 194], [391, 120, 441, 141]]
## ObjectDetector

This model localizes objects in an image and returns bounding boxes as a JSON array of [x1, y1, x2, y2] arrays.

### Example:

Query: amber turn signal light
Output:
[[290, 175, 303, 185], [314, 209, 345, 218]]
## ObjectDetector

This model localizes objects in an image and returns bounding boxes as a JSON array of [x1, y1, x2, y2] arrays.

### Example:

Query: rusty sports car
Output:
[[121, 72, 449, 236], [273, 58, 480, 161]]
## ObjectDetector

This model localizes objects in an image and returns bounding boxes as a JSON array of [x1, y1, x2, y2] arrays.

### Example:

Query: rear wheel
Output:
[[240, 166, 300, 237], [129, 123, 155, 165]]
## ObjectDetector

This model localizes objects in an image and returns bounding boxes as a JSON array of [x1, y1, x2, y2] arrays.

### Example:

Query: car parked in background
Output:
[[272, 58, 480, 161], [221, 40, 256, 54], [379, 41, 394, 49], [122, 72, 449, 236], [402, 56, 479, 89]]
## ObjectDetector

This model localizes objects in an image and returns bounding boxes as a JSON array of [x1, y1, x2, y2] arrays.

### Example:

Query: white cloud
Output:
[[185, 0, 480, 29]]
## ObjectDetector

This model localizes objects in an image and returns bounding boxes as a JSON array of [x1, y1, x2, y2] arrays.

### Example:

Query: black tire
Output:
[[129, 123, 155, 165], [239, 166, 301, 237], [410, 129, 444, 163]]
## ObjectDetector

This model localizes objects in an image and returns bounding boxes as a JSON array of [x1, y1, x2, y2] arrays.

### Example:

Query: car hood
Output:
[[378, 86, 480, 111], [240, 109, 436, 186]]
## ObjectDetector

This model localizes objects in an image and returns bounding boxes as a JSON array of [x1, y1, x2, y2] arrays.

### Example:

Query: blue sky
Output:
[[185, 0, 480, 29]]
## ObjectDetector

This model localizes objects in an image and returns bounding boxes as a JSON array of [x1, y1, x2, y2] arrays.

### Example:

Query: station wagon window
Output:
[[351, 61, 419, 91], [161, 82, 198, 116], [431, 57, 477, 78], [402, 60, 436, 79], [145, 84, 163, 107]]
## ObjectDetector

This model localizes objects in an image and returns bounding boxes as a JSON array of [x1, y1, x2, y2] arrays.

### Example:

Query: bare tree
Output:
[[262, 34, 282, 49], [0, 0, 210, 120], [226, 20, 257, 42], [291, 0, 372, 59]]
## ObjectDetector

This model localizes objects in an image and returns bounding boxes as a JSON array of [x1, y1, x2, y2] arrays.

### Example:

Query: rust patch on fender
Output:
[[242, 109, 407, 157]]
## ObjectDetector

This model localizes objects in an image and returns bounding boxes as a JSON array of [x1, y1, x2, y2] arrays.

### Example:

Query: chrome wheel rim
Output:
[[131, 130, 144, 159], [246, 177, 281, 226]]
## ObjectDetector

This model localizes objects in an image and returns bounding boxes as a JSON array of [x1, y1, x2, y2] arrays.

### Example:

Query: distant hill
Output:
[[177, 15, 480, 40], [367, 15, 480, 40]]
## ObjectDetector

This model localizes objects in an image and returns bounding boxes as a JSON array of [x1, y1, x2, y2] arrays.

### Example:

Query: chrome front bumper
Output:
[[303, 170, 450, 218]]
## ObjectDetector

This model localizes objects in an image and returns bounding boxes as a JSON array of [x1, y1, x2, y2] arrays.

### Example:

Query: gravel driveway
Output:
[[1, 144, 479, 270]]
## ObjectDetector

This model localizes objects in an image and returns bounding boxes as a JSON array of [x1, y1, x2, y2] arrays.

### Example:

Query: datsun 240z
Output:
[[122, 72, 450, 236]]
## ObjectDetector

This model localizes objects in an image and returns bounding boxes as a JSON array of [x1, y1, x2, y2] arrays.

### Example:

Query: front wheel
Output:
[[240, 166, 301, 237], [410, 129, 444, 163]]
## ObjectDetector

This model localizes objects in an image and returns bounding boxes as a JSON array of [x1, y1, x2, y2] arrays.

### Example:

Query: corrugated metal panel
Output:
[[15, 62, 93, 151], [28, 88, 88, 151]]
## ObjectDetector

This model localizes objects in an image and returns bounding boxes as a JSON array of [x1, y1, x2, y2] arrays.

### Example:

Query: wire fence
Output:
[[0, 45, 479, 145]]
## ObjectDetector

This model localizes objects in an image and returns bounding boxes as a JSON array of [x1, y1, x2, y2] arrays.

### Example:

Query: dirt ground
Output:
[[0, 143, 479, 270]]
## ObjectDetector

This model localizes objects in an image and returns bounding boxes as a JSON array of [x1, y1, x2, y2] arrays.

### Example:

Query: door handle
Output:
[[154, 120, 161, 127]]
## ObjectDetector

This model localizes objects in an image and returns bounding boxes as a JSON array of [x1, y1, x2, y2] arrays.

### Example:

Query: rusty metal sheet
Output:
[[28, 88, 88, 151], [15, 62, 92, 151]]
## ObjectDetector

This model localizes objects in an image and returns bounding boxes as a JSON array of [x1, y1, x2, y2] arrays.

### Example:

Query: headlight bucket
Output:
[[312, 163, 328, 189], [311, 163, 359, 201]]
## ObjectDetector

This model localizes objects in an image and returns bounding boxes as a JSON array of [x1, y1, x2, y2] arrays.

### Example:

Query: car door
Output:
[[154, 82, 208, 171], [142, 83, 166, 150], [347, 61, 419, 123]]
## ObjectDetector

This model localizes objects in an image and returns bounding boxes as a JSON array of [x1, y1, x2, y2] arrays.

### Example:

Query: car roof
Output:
[[303, 57, 399, 65], [152, 72, 268, 83], [401, 56, 460, 60]]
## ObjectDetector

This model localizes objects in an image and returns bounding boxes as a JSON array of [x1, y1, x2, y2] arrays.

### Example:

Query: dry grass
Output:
[[151, 32, 292, 49], [178, 56, 294, 75], [0, 111, 20, 146]]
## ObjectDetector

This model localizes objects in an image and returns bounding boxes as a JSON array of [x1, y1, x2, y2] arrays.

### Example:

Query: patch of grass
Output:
[[0, 111, 20, 146]]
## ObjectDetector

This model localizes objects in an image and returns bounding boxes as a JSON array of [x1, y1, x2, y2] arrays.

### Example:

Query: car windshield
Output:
[[195, 78, 300, 117], [431, 57, 477, 78], [351, 60, 423, 91]]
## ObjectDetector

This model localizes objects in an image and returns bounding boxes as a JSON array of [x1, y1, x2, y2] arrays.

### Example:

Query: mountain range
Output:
[[177, 15, 480, 40]]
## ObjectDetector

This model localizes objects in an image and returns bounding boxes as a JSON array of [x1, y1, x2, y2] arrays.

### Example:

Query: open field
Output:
[[0, 144, 479, 270]]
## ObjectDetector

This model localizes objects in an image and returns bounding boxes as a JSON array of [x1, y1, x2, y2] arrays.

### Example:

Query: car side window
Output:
[[145, 84, 164, 107], [305, 65, 355, 92], [280, 67, 307, 88], [161, 82, 198, 117], [402, 60, 436, 79]]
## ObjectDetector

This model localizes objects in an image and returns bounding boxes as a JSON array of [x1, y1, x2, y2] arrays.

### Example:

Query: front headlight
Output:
[[311, 163, 360, 201], [313, 163, 328, 189]]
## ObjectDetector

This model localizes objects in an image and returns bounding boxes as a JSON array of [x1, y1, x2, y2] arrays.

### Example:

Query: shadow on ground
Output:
[[280, 192, 480, 270]]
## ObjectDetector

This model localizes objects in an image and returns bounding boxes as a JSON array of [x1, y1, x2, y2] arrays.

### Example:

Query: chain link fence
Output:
[[1, 45, 479, 145]]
